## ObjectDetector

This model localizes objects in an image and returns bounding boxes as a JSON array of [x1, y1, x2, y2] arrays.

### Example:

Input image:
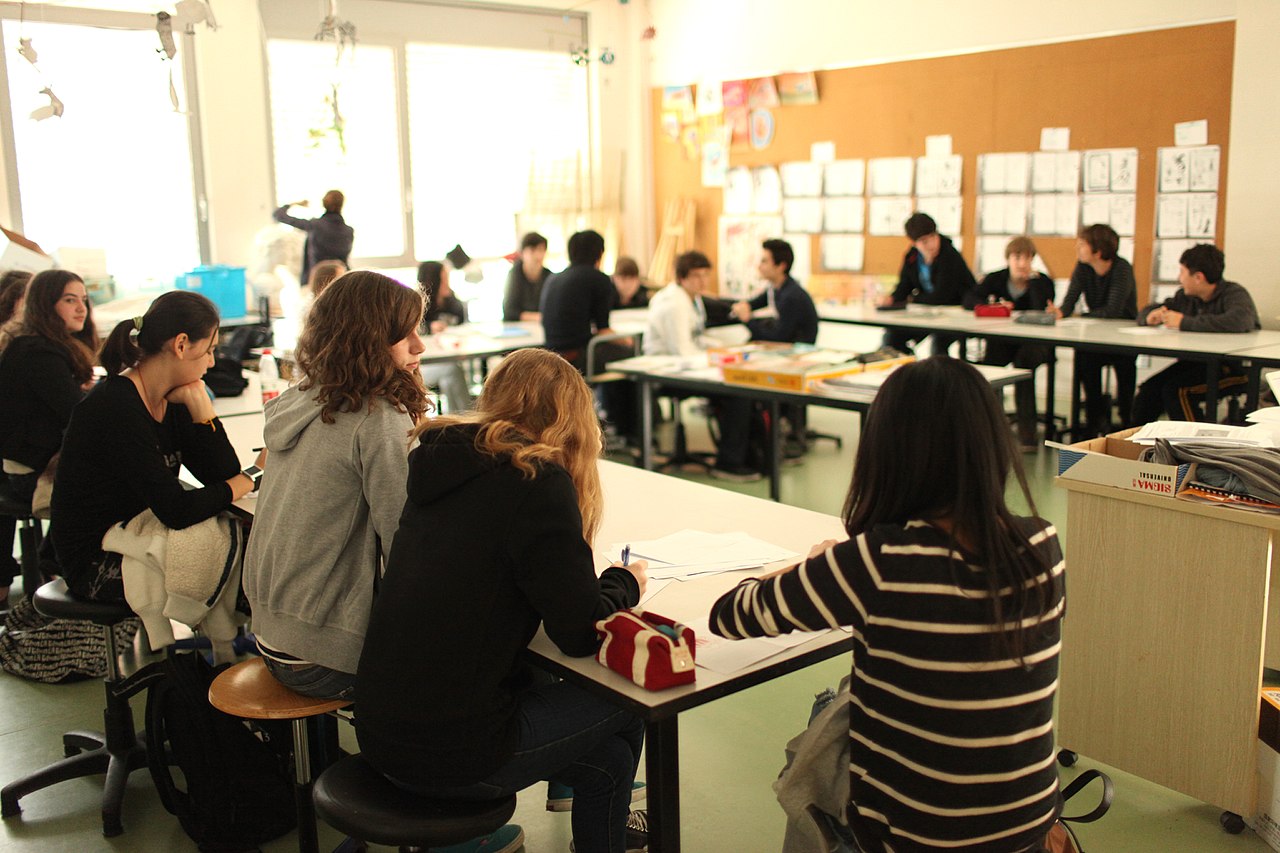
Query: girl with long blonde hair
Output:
[[356, 348, 651, 853]]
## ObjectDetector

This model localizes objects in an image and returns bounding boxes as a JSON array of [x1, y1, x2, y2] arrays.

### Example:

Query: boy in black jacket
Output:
[[879, 213, 976, 354], [968, 236, 1056, 450], [1131, 243, 1259, 424]]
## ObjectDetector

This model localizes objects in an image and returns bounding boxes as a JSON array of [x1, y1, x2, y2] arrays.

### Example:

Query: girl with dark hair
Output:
[[0, 269, 33, 353], [710, 357, 1064, 853], [416, 261, 472, 413], [51, 290, 263, 602], [243, 270, 427, 702], [0, 270, 96, 602]]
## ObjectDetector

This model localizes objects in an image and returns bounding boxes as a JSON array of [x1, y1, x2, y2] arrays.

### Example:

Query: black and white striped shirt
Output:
[[711, 518, 1064, 852]]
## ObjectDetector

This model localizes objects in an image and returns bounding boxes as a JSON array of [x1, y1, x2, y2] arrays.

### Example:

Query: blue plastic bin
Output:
[[176, 265, 248, 320]]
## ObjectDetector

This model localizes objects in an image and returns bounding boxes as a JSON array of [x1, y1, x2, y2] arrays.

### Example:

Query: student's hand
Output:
[[292, 199, 309, 208], [876, 294, 897, 307], [1162, 309, 1184, 330], [254, 448, 268, 469], [731, 301, 753, 323], [166, 380, 215, 419], [807, 538, 840, 560], [1046, 303, 1063, 319], [758, 562, 802, 580], [1146, 307, 1167, 326], [81, 377, 97, 392], [429, 320, 447, 334], [1000, 300, 1016, 310], [612, 559, 648, 598]]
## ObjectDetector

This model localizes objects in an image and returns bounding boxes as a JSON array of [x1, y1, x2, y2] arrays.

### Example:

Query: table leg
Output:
[[1205, 357, 1221, 421], [646, 717, 681, 853], [769, 400, 782, 503], [1247, 362, 1262, 413], [641, 381, 655, 470], [1069, 352, 1082, 437], [1045, 350, 1057, 439]]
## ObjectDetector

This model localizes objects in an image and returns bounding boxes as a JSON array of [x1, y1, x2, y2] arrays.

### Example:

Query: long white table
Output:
[[207, 418, 846, 853], [819, 302, 1280, 428], [610, 355, 1029, 501]]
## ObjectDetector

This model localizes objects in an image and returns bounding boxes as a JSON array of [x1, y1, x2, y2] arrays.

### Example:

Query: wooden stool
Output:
[[208, 657, 349, 853], [313, 754, 516, 852]]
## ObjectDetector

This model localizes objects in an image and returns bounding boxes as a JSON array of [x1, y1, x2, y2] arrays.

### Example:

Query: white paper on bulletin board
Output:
[[820, 234, 865, 272], [867, 197, 915, 236], [718, 215, 783, 300]]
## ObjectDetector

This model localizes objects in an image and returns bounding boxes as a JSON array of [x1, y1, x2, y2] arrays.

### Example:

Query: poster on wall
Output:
[[718, 215, 784, 300], [777, 72, 819, 105], [749, 108, 775, 150]]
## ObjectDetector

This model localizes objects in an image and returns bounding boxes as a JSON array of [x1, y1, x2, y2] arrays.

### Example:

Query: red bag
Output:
[[974, 303, 1011, 317], [595, 610, 696, 690]]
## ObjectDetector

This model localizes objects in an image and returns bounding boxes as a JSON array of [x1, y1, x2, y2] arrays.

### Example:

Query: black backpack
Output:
[[144, 652, 297, 852]]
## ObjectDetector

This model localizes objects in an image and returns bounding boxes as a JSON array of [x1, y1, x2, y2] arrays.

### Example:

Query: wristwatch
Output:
[[240, 465, 263, 491]]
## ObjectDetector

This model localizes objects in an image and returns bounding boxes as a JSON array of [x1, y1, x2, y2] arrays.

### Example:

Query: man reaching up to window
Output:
[[273, 189, 355, 284]]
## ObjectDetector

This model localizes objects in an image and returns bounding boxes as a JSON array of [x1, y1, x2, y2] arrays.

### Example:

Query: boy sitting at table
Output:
[[966, 235, 1056, 451], [878, 212, 976, 356], [1131, 243, 1259, 424]]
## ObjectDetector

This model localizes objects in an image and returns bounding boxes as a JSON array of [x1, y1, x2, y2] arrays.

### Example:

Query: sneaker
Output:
[[430, 824, 524, 853], [547, 780, 647, 812], [568, 809, 649, 852], [709, 464, 763, 483]]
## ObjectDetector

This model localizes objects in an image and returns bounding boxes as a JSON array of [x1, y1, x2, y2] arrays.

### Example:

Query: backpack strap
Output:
[[1060, 769, 1114, 824]]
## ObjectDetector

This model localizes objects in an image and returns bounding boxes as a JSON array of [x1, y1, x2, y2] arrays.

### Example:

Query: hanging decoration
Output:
[[311, 0, 357, 154], [30, 87, 64, 121], [154, 11, 182, 112], [17, 37, 37, 66], [13, 5, 64, 121], [173, 0, 219, 31]]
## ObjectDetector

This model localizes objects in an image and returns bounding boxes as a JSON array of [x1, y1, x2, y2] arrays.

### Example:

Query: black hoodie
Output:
[[890, 235, 977, 306], [355, 423, 639, 787]]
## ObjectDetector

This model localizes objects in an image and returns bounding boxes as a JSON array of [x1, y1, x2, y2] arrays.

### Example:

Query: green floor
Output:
[[0, 405, 1270, 852]]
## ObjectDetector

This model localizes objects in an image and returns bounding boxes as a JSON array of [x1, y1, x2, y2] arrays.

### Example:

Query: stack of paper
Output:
[[608, 530, 799, 581], [681, 616, 832, 674], [1128, 421, 1277, 448]]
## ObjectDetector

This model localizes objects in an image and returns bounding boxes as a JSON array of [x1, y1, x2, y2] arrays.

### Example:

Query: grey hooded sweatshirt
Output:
[[242, 384, 414, 674]]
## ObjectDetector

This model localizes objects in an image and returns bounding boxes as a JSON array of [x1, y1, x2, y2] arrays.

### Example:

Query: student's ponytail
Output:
[[99, 291, 220, 376]]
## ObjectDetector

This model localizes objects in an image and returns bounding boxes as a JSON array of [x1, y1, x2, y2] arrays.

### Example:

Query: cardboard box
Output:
[[1054, 427, 1192, 498], [0, 225, 53, 274], [1257, 689, 1280, 850], [706, 342, 790, 367], [722, 351, 912, 393]]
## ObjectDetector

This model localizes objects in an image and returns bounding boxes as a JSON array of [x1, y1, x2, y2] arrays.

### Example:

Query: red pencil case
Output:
[[974, 303, 1011, 317], [595, 610, 696, 690]]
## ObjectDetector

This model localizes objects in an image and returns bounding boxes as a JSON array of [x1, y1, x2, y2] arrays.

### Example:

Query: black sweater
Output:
[[965, 270, 1056, 311], [0, 335, 85, 471], [747, 277, 819, 344], [1137, 280, 1260, 332], [890, 237, 976, 306], [356, 424, 639, 787], [502, 262, 550, 322], [1059, 258, 1137, 319], [50, 375, 240, 588], [540, 264, 615, 352]]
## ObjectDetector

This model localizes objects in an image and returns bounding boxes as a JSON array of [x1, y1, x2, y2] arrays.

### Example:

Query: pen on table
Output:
[[621, 545, 630, 566]]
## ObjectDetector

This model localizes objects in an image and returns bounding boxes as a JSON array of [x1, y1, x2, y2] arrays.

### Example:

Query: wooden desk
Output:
[[528, 461, 848, 853], [1054, 476, 1280, 823], [610, 355, 1028, 501]]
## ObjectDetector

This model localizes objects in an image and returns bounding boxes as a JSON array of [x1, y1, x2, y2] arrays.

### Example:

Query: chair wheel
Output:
[[1057, 749, 1078, 767], [1220, 811, 1246, 834]]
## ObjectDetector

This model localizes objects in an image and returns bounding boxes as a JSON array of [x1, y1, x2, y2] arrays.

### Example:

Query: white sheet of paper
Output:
[[1081, 193, 1110, 227], [1110, 194, 1137, 237], [1110, 149, 1139, 192], [1040, 127, 1070, 151], [1029, 194, 1057, 235], [1156, 238, 1194, 281], [751, 166, 783, 214], [925, 134, 953, 158], [820, 234, 865, 271], [780, 161, 824, 197], [1189, 145, 1220, 192], [811, 141, 836, 163], [1159, 147, 1190, 192], [1187, 193, 1217, 239], [1054, 151, 1081, 193], [823, 159, 865, 196], [783, 232, 813, 285], [976, 236, 1010, 277], [1119, 237, 1135, 262], [1005, 153, 1030, 192], [979, 154, 1006, 193], [1175, 119, 1209, 147], [822, 197, 864, 233], [1083, 151, 1111, 192], [782, 197, 824, 233], [978, 195, 1006, 234], [1119, 326, 1175, 336], [915, 195, 961, 236], [915, 155, 962, 196], [1002, 195, 1028, 234], [1157, 194, 1189, 238], [1031, 152, 1057, 192], [1055, 195, 1081, 237], [868, 196, 914, 236], [723, 167, 754, 215], [868, 157, 914, 196], [682, 616, 829, 675]]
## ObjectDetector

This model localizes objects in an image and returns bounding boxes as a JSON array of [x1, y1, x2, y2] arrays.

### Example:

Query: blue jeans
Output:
[[393, 680, 644, 853], [262, 658, 354, 771]]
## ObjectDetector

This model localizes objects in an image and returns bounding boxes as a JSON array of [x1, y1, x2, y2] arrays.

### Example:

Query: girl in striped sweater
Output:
[[710, 356, 1064, 852]]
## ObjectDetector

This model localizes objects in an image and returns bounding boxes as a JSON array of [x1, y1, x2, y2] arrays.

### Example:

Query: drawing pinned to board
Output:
[[1159, 148, 1190, 192], [776, 71, 819, 105], [867, 197, 914, 236], [1186, 193, 1217, 239], [1110, 149, 1138, 192], [724, 107, 749, 147], [823, 197, 864, 233], [662, 86, 695, 119], [747, 77, 780, 108], [820, 234, 864, 272], [696, 80, 724, 116], [868, 157, 914, 196], [701, 127, 730, 188], [1109, 194, 1136, 237], [1189, 146, 1220, 191], [1156, 194, 1189, 238], [751, 165, 783, 214], [680, 124, 699, 160], [1083, 151, 1110, 193], [721, 80, 748, 110], [823, 159, 865, 196], [915, 196, 962, 236], [660, 112, 680, 141], [718, 215, 783, 299], [723, 167, 754, 215], [915, 155, 962, 197], [782, 198, 823, 234], [779, 161, 824, 197], [748, 108, 775, 149]]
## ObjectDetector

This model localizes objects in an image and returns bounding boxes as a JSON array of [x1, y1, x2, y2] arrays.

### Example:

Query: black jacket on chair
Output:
[[0, 335, 85, 472]]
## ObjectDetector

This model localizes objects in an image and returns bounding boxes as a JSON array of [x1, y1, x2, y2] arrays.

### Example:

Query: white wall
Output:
[[645, 0, 1280, 327]]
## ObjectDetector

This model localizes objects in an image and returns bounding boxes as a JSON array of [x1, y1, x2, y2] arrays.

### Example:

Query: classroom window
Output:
[[266, 39, 404, 262], [405, 43, 590, 265], [1, 19, 202, 289]]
